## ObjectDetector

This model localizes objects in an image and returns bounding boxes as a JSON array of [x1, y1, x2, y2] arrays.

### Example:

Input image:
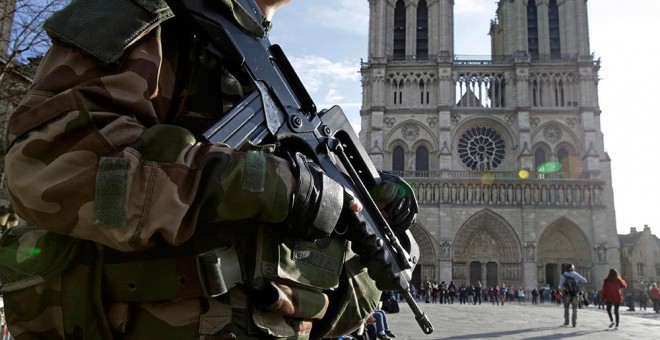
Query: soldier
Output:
[[0, 0, 418, 339]]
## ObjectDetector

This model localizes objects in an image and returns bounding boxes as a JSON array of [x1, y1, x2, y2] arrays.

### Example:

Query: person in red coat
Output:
[[649, 282, 660, 313], [601, 268, 627, 329]]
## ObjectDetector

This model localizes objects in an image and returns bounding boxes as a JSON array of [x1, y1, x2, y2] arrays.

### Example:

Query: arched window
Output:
[[527, 0, 539, 59], [534, 148, 547, 171], [548, 0, 561, 58], [393, 146, 405, 173], [419, 80, 425, 104], [554, 79, 565, 107], [457, 127, 505, 171], [416, 146, 429, 176], [557, 147, 570, 173], [393, 0, 406, 60], [416, 0, 428, 60]]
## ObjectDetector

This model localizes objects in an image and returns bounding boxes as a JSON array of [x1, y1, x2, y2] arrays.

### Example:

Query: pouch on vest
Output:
[[311, 249, 381, 339], [249, 226, 347, 337], [0, 226, 110, 338]]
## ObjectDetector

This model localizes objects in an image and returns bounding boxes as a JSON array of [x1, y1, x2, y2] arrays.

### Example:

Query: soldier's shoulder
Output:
[[44, 0, 174, 64]]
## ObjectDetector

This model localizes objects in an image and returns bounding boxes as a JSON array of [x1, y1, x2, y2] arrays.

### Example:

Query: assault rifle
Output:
[[165, 0, 433, 334]]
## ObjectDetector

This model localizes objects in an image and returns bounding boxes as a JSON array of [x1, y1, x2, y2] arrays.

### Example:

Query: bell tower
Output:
[[490, 0, 591, 59], [361, 0, 619, 290]]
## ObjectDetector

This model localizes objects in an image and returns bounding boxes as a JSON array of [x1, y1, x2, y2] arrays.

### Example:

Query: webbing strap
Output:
[[103, 247, 242, 302], [103, 256, 204, 302]]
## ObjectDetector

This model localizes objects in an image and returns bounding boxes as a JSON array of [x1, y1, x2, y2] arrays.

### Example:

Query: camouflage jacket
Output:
[[4, 0, 294, 252], [2, 1, 380, 339]]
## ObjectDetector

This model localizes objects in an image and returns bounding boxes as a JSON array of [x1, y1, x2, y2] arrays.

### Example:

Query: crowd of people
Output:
[[336, 266, 660, 338], [407, 280, 536, 306], [401, 279, 660, 313]]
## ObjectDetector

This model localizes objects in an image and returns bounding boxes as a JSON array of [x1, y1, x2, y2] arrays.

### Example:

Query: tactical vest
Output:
[[0, 0, 379, 339]]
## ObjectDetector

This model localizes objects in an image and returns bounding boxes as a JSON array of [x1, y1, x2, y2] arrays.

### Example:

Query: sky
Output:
[[268, 0, 660, 237]]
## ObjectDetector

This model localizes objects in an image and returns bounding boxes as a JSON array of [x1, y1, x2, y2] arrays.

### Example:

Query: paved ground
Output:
[[384, 301, 659, 340]]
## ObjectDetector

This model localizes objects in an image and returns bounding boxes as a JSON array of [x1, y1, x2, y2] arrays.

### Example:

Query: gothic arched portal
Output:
[[409, 223, 438, 287], [452, 209, 523, 287], [537, 217, 592, 287]]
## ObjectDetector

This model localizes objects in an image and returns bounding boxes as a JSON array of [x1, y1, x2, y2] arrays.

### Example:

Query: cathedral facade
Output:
[[359, 0, 619, 291]]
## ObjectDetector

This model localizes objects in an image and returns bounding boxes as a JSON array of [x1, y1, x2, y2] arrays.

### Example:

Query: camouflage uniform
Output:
[[0, 0, 380, 338]]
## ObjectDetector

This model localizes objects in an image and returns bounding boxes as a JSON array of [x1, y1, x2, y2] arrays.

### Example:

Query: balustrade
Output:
[[396, 171, 604, 207]]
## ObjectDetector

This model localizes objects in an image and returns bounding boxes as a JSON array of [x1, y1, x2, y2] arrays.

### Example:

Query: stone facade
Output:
[[360, 0, 620, 291], [619, 225, 660, 291]]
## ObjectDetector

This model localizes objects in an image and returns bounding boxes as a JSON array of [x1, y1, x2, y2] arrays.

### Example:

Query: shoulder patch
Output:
[[43, 0, 174, 64]]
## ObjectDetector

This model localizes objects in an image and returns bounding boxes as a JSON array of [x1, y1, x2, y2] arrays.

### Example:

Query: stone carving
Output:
[[402, 124, 420, 141], [565, 117, 579, 128], [525, 242, 536, 261], [451, 113, 461, 126], [595, 243, 607, 263], [543, 125, 562, 143], [530, 117, 540, 129], [384, 117, 396, 128], [505, 114, 516, 126], [441, 241, 451, 260]]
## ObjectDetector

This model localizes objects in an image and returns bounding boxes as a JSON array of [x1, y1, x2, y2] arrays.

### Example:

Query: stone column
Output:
[[406, 0, 419, 59], [575, 0, 590, 57], [482, 263, 487, 285], [536, 0, 550, 57], [439, 240, 453, 282], [385, 0, 397, 59]]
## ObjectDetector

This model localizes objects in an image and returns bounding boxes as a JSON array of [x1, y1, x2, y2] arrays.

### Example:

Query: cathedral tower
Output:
[[361, 0, 619, 290]]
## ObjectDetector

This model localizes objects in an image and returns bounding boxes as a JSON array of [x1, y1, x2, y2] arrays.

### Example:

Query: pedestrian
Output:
[[365, 310, 397, 340], [637, 289, 649, 311], [507, 285, 514, 303], [649, 282, 660, 313], [424, 277, 432, 303], [531, 288, 539, 305], [499, 284, 507, 305], [601, 268, 627, 329], [474, 281, 483, 305], [431, 281, 439, 303], [448, 281, 457, 304], [381, 291, 399, 314], [459, 283, 467, 304], [410, 283, 418, 301], [625, 291, 636, 311], [0, 0, 420, 338], [517, 287, 525, 303], [559, 263, 588, 327], [439, 281, 447, 304]]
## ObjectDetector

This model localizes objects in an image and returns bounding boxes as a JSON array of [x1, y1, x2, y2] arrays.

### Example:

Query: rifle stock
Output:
[[165, 0, 433, 334]]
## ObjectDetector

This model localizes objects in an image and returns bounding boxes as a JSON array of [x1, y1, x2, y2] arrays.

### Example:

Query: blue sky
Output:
[[269, 0, 660, 236]]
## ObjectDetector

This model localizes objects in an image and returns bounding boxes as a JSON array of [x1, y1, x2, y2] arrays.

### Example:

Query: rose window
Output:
[[457, 127, 505, 170]]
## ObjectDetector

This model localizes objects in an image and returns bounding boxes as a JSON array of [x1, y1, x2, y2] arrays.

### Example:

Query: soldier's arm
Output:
[[5, 32, 294, 252]]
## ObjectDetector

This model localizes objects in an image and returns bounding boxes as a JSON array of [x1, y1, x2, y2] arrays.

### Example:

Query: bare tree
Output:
[[1, 0, 67, 204], [0, 0, 67, 85]]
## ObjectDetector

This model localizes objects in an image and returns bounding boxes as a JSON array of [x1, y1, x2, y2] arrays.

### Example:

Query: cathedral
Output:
[[359, 0, 619, 291]]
